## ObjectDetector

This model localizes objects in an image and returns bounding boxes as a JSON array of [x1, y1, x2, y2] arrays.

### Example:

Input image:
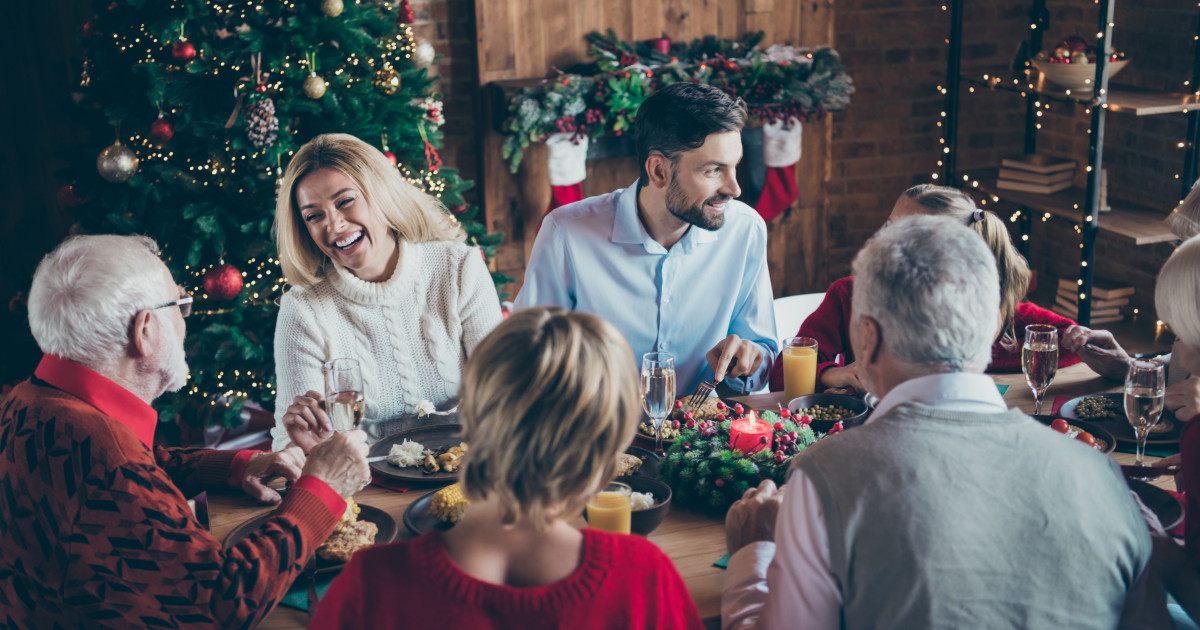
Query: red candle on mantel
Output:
[[650, 36, 671, 56], [729, 411, 772, 455]]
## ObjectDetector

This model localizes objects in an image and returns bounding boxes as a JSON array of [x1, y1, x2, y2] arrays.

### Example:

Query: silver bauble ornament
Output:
[[303, 73, 327, 99], [414, 40, 436, 69], [321, 0, 343, 17], [96, 142, 139, 183]]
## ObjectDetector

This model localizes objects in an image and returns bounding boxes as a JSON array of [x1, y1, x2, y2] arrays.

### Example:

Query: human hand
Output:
[[707, 335, 764, 383], [301, 430, 371, 498], [725, 479, 783, 555], [1061, 325, 1130, 380], [1152, 453, 1184, 494], [1166, 378, 1200, 425], [241, 446, 305, 503], [282, 390, 333, 453], [820, 363, 862, 392]]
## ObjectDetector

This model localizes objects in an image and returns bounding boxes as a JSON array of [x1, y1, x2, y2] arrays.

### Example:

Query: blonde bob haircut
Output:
[[274, 133, 465, 288], [901, 184, 1032, 350], [458, 307, 640, 530], [1156, 234, 1200, 348]]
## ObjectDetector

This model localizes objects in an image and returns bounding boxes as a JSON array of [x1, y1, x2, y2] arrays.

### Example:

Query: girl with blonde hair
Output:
[[272, 133, 501, 451], [769, 184, 1079, 393], [310, 307, 704, 628]]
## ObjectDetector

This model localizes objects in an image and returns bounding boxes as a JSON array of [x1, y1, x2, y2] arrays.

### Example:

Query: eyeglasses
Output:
[[151, 294, 194, 318]]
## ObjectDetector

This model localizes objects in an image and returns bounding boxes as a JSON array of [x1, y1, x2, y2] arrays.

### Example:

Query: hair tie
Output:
[[971, 209, 985, 224]]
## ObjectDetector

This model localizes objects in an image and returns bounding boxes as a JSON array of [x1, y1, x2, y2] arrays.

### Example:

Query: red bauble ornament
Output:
[[382, 150, 397, 166], [172, 40, 196, 62], [203, 264, 243, 301], [450, 204, 466, 213], [397, 0, 415, 23], [81, 20, 97, 38], [150, 118, 174, 142]]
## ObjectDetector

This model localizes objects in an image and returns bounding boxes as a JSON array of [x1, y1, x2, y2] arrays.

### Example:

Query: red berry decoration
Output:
[[674, 400, 683, 409], [780, 408, 792, 418], [715, 401, 726, 410], [774, 451, 786, 464], [716, 414, 726, 421], [830, 421, 844, 434], [715, 479, 725, 488], [774, 422, 785, 432], [685, 420, 695, 429], [799, 414, 812, 426], [733, 403, 745, 415], [150, 118, 174, 142], [672, 420, 681, 430], [683, 411, 694, 422], [171, 40, 197, 62], [788, 431, 798, 440], [382, 150, 397, 166], [203, 263, 243, 301], [683, 441, 692, 450], [758, 435, 769, 444]]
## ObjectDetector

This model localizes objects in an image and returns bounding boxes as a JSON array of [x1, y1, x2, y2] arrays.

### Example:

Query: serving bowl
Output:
[[786, 393, 870, 433], [1032, 58, 1130, 93], [624, 476, 673, 536]]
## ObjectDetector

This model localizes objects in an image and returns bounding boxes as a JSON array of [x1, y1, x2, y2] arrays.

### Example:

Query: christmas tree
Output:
[[64, 0, 506, 430]]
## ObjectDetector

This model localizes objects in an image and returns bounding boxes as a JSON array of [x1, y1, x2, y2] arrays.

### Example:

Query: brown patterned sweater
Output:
[[0, 357, 343, 629]]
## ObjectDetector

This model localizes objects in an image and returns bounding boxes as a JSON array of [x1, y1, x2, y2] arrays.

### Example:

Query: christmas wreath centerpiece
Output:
[[658, 403, 843, 513]]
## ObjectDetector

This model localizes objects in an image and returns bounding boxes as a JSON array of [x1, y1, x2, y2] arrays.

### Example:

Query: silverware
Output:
[[365, 455, 390, 463], [684, 381, 715, 412]]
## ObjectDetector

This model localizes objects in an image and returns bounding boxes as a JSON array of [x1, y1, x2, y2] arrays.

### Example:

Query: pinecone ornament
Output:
[[245, 93, 278, 149]]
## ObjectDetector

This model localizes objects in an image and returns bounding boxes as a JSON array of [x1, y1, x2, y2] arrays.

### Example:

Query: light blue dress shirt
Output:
[[513, 180, 779, 393]]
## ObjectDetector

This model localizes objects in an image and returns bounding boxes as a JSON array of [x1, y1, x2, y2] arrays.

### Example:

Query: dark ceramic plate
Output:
[[621, 445, 661, 479], [1031, 415, 1117, 454], [369, 424, 465, 483], [1128, 478, 1184, 531], [223, 503, 397, 573], [1059, 393, 1181, 446], [403, 489, 455, 537]]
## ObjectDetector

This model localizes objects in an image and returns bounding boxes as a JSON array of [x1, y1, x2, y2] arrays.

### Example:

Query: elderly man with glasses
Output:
[[0, 234, 372, 628]]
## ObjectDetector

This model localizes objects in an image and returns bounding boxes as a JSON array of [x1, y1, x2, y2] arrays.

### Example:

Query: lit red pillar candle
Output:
[[650, 36, 671, 56], [729, 411, 772, 455]]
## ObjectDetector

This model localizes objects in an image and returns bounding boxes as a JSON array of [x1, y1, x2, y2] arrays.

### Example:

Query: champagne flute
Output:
[[324, 358, 365, 432], [640, 352, 676, 454], [1124, 360, 1166, 471], [1022, 324, 1058, 415]]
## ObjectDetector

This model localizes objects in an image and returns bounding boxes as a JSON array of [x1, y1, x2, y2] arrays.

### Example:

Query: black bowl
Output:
[[621, 446, 661, 479], [786, 393, 869, 433], [625, 476, 672, 536]]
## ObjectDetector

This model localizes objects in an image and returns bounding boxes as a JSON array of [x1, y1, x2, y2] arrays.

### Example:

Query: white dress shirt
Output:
[[721, 372, 1007, 630]]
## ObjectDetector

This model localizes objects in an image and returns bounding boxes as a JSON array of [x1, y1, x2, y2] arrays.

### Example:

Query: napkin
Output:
[[714, 553, 729, 569], [995, 384, 1009, 396], [279, 571, 335, 611]]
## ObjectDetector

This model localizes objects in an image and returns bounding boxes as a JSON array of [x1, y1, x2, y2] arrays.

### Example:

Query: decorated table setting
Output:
[[206, 362, 1181, 629]]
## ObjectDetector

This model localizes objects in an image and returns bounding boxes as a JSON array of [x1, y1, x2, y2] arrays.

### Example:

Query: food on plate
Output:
[[629, 491, 656, 511], [669, 396, 725, 422], [387, 439, 431, 468], [317, 497, 378, 562], [792, 404, 855, 422], [639, 421, 682, 440], [1074, 396, 1120, 421], [415, 399, 436, 417], [431, 483, 470, 524], [617, 453, 644, 476], [421, 442, 468, 474], [1047, 418, 1107, 452]]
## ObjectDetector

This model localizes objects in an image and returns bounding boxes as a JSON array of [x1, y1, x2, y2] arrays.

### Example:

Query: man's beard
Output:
[[158, 318, 189, 393], [665, 174, 729, 231]]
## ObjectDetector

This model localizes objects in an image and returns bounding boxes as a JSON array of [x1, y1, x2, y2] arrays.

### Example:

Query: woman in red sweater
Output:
[[769, 184, 1079, 392], [310, 307, 704, 629]]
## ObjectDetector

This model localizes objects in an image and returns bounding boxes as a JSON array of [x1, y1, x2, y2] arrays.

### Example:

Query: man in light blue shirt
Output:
[[514, 83, 778, 393]]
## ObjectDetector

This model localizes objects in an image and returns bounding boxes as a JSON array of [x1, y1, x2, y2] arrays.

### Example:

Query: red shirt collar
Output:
[[34, 354, 158, 449]]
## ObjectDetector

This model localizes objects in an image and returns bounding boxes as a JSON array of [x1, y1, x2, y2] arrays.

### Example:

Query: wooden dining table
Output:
[[206, 362, 1175, 629]]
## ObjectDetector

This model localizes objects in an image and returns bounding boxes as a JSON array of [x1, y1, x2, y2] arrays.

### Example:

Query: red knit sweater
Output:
[[309, 529, 705, 629], [0, 359, 344, 628], [768, 276, 1081, 391]]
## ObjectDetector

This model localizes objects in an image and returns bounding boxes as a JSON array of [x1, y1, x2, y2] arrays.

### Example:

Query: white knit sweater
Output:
[[271, 240, 501, 450]]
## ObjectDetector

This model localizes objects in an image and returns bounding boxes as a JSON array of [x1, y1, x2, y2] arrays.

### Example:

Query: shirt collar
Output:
[[610, 179, 721, 252], [868, 372, 1007, 423], [34, 354, 158, 449]]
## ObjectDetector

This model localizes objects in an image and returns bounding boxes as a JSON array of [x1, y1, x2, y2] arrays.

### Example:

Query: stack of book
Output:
[[996, 154, 1076, 194], [1053, 277, 1133, 325]]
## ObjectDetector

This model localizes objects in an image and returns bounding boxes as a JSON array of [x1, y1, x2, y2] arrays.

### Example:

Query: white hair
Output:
[[851, 215, 1000, 371], [1156, 234, 1200, 348], [28, 234, 173, 371]]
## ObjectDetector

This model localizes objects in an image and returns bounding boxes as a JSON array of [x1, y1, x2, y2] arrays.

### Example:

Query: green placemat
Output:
[[279, 572, 336, 611], [995, 383, 1009, 396], [715, 553, 729, 569]]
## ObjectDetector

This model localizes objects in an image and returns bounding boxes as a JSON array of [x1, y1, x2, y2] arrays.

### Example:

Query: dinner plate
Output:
[[403, 489, 456, 537], [1031, 416, 1117, 455], [1059, 393, 1181, 446], [223, 503, 398, 573], [368, 424, 465, 483], [1127, 478, 1184, 531], [620, 446, 661, 479]]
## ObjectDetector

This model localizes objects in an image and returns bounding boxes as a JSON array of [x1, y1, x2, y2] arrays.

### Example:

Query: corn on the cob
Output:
[[430, 483, 469, 524]]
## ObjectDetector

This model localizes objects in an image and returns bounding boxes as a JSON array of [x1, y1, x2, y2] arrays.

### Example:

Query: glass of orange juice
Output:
[[585, 482, 631, 534], [782, 337, 818, 402]]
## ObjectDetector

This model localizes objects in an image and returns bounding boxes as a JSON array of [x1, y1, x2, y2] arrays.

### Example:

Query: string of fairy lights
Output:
[[937, 1, 1200, 327], [83, 4, 437, 409]]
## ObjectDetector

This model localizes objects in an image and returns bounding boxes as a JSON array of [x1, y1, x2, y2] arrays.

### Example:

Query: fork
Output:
[[684, 381, 715, 412]]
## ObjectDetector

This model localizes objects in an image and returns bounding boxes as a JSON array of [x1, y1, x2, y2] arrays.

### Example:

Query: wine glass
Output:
[[1022, 324, 1058, 415], [324, 358, 365, 432], [1124, 360, 1166, 471], [640, 352, 676, 454]]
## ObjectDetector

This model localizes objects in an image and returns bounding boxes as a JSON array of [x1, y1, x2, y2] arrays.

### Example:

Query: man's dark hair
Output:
[[635, 82, 747, 188]]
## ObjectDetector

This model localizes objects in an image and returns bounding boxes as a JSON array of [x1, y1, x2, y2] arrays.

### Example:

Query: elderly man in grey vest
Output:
[[721, 216, 1155, 629]]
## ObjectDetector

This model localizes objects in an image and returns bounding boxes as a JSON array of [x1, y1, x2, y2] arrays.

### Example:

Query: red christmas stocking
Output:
[[756, 117, 803, 222], [544, 132, 589, 219], [756, 164, 798, 223], [549, 183, 584, 213]]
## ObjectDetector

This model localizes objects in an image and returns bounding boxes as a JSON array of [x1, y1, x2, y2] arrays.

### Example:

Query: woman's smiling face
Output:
[[295, 167, 397, 282]]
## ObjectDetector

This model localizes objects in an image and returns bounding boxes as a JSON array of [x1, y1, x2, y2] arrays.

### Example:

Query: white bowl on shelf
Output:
[[1032, 59, 1130, 93]]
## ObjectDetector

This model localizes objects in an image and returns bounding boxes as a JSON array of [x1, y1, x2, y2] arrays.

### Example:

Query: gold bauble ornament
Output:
[[321, 0, 343, 17], [303, 73, 327, 99], [372, 67, 401, 95], [96, 141, 139, 183]]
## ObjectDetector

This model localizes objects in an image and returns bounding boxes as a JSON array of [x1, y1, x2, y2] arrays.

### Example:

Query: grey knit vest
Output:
[[793, 402, 1151, 629]]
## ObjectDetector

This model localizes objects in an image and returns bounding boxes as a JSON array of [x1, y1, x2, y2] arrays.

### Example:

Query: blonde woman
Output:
[[272, 133, 501, 451], [309, 307, 704, 628], [769, 184, 1079, 393]]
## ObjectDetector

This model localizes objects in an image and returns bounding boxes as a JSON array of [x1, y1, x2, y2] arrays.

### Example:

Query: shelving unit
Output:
[[942, 0, 1200, 325]]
